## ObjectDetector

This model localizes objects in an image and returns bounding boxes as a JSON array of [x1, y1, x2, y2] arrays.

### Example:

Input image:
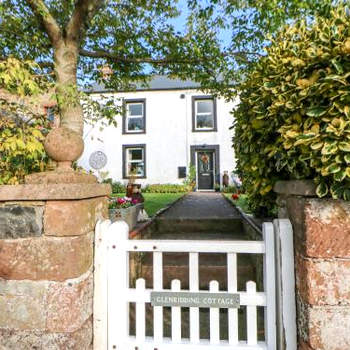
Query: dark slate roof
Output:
[[88, 75, 201, 93]]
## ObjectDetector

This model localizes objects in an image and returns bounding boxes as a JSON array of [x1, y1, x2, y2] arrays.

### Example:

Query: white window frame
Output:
[[124, 146, 146, 178], [125, 101, 145, 133], [194, 99, 215, 131]]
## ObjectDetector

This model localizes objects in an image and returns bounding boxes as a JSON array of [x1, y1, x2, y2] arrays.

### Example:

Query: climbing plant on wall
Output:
[[234, 5, 350, 215]]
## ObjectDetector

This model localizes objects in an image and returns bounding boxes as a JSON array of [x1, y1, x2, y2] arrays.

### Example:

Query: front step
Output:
[[154, 218, 244, 234]]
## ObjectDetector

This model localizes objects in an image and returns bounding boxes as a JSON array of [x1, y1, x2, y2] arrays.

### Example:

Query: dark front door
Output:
[[197, 151, 214, 190]]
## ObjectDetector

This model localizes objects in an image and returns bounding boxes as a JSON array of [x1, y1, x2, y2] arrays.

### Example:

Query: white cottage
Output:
[[78, 76, 237, 190]]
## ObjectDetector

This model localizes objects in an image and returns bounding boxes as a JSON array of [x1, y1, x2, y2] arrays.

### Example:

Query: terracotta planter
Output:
[[109, 203, 143, 230]]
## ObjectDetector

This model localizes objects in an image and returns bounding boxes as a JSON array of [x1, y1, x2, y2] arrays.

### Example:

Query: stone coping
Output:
[[274, 180, 316, 197], [0, 183, 111, 201]]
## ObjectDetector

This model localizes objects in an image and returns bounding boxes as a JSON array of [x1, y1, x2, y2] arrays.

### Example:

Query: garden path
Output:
[[160, 192, 240, 220]]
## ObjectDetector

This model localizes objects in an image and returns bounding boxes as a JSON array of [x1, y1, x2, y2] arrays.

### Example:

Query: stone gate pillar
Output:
[[0, 183, 110, 348], [275, 180, 350, 350], [0, 127, 111, 349]]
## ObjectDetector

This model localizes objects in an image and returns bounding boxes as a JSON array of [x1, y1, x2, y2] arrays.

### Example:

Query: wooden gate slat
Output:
[[189, 252, 200, 344], [153, 251, 163, 343], [171, 279, 182, 343], [136, 278, 146, 342], [227, 252, 238, 345], [209, 281, 220, 345], [246, 281, 258, 345], [263, 223, 277, 350]]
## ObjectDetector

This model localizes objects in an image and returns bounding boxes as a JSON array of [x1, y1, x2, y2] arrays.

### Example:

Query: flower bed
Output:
[[109, 196, 143, 230]]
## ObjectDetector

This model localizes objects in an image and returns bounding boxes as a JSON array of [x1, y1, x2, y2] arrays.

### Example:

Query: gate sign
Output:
[[151, 291, 240, 308]]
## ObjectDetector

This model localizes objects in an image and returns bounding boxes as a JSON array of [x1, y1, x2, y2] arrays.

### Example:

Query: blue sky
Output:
[[170, 0, 232, 49]]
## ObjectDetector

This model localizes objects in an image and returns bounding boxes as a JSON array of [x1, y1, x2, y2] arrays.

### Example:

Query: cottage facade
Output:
[[78, 76, 237, 190]]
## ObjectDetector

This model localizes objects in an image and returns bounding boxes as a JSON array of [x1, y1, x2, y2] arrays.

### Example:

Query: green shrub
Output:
[[102, 178, 126, 194], [222, 185, 238, 193], [0, 116, 48, 185], [234, 6, 350, 216], [183, 164, 196, 191], [143, 184, 188, 193]]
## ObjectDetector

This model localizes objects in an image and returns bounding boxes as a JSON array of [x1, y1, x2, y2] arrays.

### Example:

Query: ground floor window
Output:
[[123, 144, 146, 178]]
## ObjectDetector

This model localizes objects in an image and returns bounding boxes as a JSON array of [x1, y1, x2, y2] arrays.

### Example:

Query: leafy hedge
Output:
[[143, 184, 188, 193], [234, 6, 350, 215], [102, 179, 126, 193]]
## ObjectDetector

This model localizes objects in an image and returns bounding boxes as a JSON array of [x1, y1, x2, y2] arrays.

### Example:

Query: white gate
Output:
[[93, 219, 291, 350]]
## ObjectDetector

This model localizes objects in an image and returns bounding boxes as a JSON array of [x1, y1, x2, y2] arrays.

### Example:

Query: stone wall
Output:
[[0, 183, 110, 349], [275, 181, 350, 350]]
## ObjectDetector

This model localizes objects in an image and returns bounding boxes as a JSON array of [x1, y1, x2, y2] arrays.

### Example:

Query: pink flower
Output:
[[117, 198, 125, 204], [132, 198, 140, 205]]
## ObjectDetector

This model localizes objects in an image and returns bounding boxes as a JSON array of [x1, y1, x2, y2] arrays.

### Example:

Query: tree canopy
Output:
[[0, 0, 335, 134]]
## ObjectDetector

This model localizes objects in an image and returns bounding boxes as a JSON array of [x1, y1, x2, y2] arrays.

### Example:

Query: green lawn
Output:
[[224, 193, 251, 214], [142, 193, 183, 217], [111, 192, 184, 217]]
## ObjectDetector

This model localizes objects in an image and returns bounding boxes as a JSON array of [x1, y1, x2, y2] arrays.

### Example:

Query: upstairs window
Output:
[[192, 96, 217, 132], [123, 99, 146, 133], [123, 144, 146, 178]]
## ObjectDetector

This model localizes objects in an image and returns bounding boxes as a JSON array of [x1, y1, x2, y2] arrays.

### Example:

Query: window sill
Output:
[[192, 128, 217, 133], [122, 131, 146, 135], [123, 176, 147, 180]]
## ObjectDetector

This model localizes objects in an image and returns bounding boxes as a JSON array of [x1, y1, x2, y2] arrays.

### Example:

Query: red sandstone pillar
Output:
[[275, 180, 350, 350], [0, 183, 110, 348], [0, 127, 111, 348]]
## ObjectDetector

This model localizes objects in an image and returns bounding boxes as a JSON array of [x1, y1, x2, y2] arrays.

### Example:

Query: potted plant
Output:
[[109, 196, 143, 230], [183, 165, 196, 191], [214, 183, 221, 192]]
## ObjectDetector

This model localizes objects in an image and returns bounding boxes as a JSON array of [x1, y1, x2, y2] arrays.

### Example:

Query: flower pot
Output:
[[109, 203, 143, 230]]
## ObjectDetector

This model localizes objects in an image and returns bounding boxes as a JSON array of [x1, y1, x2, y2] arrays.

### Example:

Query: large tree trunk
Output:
[[54, 41, 83, 136]]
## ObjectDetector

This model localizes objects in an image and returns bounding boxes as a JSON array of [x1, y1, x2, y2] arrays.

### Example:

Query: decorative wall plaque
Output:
[[150, 291, 240, 308], [89, 151, 107, 170]]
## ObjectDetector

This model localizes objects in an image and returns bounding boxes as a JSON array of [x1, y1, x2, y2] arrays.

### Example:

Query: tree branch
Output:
[[79, 48, 262, 65], [79, 48, 197, 65], [66, 0, 106, 42], [25, 0, 62, 45]]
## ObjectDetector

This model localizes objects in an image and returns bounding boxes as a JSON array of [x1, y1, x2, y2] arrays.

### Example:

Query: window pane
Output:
[[128, 117, 144, 131], [196, 114, 214, 129], [197, 100, 213, 114], [128, 103, 143, 116], [129, 162, 145, 177], [128, 149, 143, 161]]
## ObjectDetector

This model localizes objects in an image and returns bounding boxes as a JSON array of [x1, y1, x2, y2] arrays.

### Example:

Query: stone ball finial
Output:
[[44, 127, 84, 167], [25, 126, 97, 184]]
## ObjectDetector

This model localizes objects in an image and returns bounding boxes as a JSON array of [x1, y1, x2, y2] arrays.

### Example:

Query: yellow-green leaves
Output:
[[234, 4, 350, 213], [306, 107, 327, 117], [0, 117, 48, 185], [316, 182, 329, 197]]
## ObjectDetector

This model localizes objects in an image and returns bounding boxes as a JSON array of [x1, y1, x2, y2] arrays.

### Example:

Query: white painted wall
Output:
[[78, 88, 237, 187]]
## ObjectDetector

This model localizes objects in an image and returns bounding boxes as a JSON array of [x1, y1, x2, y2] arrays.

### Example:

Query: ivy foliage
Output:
[[234, 5, 350, 216]]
